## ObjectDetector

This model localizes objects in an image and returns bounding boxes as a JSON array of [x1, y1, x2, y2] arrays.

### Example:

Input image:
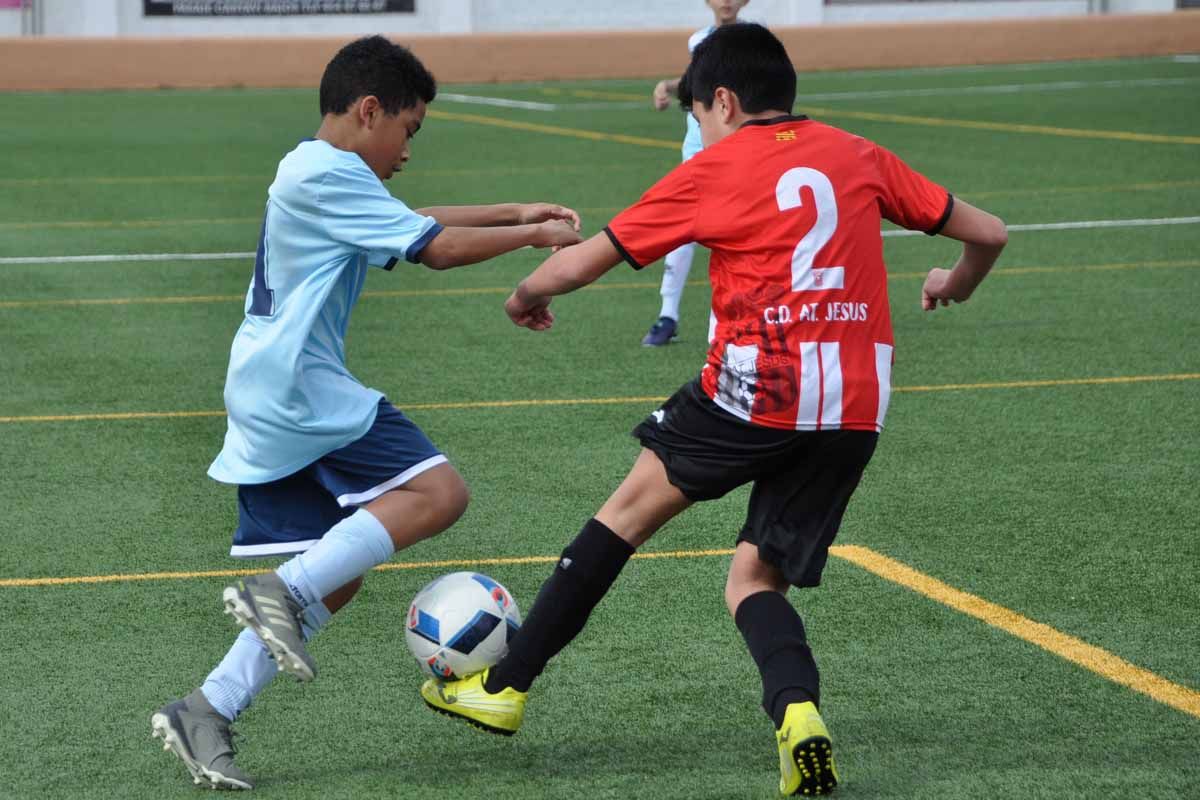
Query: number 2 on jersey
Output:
[[775, 167, 844, 292], [249, 212, 275, 317]]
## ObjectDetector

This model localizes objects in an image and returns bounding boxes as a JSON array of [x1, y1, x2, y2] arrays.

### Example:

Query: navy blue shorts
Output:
[[230, 400, 446, 558]]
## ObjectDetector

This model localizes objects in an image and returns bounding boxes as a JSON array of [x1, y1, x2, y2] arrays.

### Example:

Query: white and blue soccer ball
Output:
[[405, 571, 521, 680]]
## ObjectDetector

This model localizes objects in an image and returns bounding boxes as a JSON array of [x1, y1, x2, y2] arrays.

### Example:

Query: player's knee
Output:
[[441, 470, 470, 525], [420, 466, 470, 533], [724, 571, 784, 617], [724, 576, 748, 617]]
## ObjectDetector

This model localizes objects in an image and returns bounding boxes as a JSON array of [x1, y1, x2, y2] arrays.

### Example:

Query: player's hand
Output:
[[652, 80, 671, 111], [518, 203, 582, 232], [532, 219, 583, 250], [921, 267, 969, 311], [505, 289, 555, 331]]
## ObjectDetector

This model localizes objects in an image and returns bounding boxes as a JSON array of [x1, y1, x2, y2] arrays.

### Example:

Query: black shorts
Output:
[[633, 379, 878, 588]]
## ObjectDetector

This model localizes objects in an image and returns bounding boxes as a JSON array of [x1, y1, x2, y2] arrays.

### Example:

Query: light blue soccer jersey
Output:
[[681, 25, 716, 161], [208, 139, 443, 485]]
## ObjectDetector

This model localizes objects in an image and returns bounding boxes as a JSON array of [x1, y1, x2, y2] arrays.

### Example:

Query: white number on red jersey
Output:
[[775, 167, 845, 292]]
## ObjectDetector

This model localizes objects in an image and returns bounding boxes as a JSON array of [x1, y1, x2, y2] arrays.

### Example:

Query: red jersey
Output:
[[605, 115, 952, 432]]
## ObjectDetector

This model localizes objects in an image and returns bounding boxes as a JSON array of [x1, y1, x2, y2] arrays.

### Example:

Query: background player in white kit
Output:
[[642, 0, 749, 346]]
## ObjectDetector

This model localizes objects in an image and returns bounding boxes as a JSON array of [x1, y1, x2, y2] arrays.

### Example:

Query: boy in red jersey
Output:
[[422, 23, 1007, 796]]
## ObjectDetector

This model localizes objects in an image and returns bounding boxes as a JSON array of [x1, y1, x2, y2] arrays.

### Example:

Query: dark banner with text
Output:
[[144, 1, 415, 15]]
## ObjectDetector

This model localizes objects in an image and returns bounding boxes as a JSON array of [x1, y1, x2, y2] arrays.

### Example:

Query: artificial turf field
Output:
[[2, 54, 1199, 799]]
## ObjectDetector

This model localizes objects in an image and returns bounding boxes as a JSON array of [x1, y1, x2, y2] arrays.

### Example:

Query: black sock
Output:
[[734, 590, 820, 729], [486, 518, 634, 693]]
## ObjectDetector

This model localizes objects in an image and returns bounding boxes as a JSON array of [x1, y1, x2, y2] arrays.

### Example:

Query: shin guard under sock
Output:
[[734, 590, 820, 728], [486, 518, 634, 693]]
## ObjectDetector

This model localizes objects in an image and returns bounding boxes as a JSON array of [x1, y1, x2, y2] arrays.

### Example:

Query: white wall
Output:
[[1107, 0, 1175, 11], [824, 0, 1089, 25], [23, 0, 1182, 38], [0, 8, 22, 35]]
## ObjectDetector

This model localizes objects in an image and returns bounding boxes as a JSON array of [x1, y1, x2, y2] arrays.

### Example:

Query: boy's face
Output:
[[360, 99, 427, 181], [707, 0, 747, 25]]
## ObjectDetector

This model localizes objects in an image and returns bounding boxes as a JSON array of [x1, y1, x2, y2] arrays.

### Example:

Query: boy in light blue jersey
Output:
[[150, 35, 581, 790], [642, 0, 748, 346]]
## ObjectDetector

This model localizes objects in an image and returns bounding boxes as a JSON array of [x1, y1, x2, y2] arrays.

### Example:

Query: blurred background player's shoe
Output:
[[151, 688, 253, 790], [420, 668, 527, 735], [641, 316, 679, 346], [776, 701, 838, 796], [222, 573, 316, 681]]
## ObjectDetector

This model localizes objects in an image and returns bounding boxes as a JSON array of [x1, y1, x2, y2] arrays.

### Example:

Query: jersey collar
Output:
[[740, 114, 809, 128]]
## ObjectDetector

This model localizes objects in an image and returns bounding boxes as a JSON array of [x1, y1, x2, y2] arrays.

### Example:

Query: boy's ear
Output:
[[357, 95, 381, 128], [713, 87, 739, 125]]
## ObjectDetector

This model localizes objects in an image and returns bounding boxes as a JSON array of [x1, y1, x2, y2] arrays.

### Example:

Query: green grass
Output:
[[1, 56, 1199, 799]]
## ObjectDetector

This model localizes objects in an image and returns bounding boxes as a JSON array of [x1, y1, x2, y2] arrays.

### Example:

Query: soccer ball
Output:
[[405, 571, 521, 680]]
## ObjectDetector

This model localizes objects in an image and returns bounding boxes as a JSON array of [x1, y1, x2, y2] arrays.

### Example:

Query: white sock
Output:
[[659, 242, 696, 321], [275, 509, 393, 608], [201, 601, 334, 721], [202, 629, 276, 721]]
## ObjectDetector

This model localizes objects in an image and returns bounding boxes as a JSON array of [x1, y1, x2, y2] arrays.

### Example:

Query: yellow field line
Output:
[[893, 373, 1200, 393], [0, 373, 1195, 425], [805, 106, 1200, 145], [4, 258, 1198, 311], [0, 279, 671, 310], [0, 410, 228, 424], [3, 542, 1195, 718], [835, 545, 1200, 719], [426, 109, 679, 150], [0, 547, 736, 588]]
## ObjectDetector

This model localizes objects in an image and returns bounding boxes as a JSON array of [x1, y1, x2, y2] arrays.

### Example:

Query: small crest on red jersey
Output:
[[775, 130, 797, 141]]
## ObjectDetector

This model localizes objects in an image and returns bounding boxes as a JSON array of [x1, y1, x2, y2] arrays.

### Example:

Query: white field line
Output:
[[0, 252, 254, 265], [882, 215, 1200, 238], [1173, 55, 1200, 64], [793, 56, 1185, 79], [438, 92, 560, 111], [432, 77, 1199, 112], [3, 216, 1198, 266], [798, 76, 1200, 103]]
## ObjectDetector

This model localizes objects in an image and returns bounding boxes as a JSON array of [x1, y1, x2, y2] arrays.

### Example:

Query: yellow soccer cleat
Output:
[[420, 668, 527, 736], [776, 701, 839, 796]]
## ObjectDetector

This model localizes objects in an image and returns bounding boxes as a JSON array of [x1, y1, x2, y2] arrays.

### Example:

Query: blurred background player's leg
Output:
[[642, 241, 695, 346]]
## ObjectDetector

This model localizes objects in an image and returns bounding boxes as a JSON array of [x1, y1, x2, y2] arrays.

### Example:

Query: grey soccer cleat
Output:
[[223, 573, 316, 681], [151, 688, 253, 790]]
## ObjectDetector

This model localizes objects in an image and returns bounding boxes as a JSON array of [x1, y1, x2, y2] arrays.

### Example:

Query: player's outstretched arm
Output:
[[652, 78, 681, 111], [922, 199, 1008, 311], [504, 233, 623, 330], [416, 203, 581, 230], [418, 220, 581, 270]]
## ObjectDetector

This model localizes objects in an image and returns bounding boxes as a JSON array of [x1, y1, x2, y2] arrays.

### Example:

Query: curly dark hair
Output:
[[319, 35, 437, 116]]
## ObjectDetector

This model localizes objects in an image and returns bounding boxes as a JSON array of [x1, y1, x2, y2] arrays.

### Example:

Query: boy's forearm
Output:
[[517, 256, 591, 303], [516, 234, 622, 301], [420, 224, 538, 269], [948, 241, 1003, 299], [416, 204, 521, 227]]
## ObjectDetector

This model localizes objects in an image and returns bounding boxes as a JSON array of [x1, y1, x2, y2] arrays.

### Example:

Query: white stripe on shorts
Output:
[[229, 538, 322, 559], [335, 454, 449, 507]]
